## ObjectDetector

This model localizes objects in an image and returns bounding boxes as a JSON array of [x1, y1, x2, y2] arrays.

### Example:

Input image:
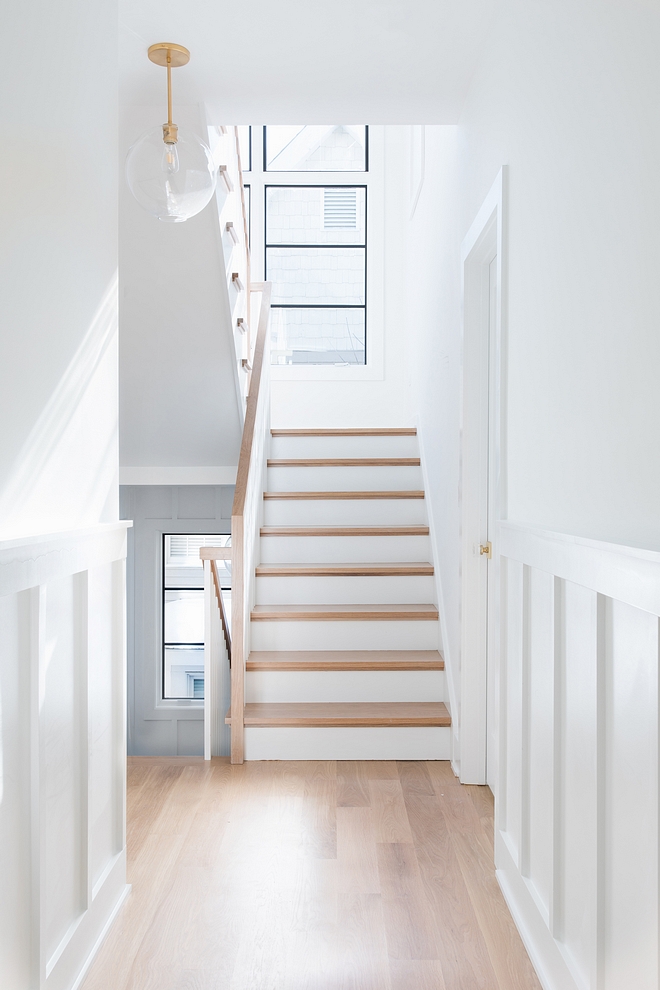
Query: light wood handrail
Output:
[[229, 280, 272, 763], [200, 547, 232, 560], [210, 559, 232, 662], [232, 282, 272, 520]]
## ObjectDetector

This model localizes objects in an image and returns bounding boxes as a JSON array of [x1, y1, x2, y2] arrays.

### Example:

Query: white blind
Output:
[[323, 188, 357, 228]]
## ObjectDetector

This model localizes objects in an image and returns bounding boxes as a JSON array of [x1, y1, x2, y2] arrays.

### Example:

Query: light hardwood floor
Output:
[[81, 759, 541, 990]]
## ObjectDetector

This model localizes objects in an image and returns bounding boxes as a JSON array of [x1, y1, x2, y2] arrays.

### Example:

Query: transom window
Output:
[[264, 125, 367, 172]]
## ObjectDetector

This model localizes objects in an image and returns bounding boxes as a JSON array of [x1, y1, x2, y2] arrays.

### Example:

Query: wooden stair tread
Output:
[[267, 458, 420, 467], [247, 650, 445, 670], [251, 603, 438, 621], [260, 525, 429, 537], [256, 562, 434, 576], [271, 428, 417, 436], [263, 490, 425, 500], [227, 702, 450, 727]]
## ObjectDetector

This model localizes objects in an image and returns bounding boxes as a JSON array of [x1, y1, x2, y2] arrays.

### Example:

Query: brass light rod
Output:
[[147, 43, 190, 144]]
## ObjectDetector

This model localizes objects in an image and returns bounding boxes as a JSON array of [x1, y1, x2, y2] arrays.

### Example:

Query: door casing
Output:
[[458, 168, 507, 786]]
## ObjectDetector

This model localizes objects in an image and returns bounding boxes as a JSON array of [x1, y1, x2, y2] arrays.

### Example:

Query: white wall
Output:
[[457, 0, 660, 549], [119, 104, 243, 475], [405, 127, 462, 741], [407, 0, 660, 759], [0, 5, 129, 988], [0, 0, 119, 540], [405, 5, 660, 986]]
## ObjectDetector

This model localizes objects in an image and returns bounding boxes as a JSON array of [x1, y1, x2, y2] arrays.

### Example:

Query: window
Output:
[[162, 534, 231, 700], [264, 125, 367, 172], [266, 185, 367, 365]]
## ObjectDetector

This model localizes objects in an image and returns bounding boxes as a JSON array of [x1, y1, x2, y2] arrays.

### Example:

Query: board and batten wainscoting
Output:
[[496, 521, 660, 990], [0, 522, 130, 990]]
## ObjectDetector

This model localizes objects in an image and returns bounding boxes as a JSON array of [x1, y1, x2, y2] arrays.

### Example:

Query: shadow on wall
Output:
[[0, 272, 119, 540]]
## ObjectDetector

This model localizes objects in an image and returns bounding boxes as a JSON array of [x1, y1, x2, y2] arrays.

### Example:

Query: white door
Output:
[[486, 253, 498, 787], [459, 170, 504, 785]]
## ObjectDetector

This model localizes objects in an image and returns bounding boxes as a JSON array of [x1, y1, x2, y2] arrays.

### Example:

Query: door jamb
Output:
[[458, 168, 507, 785]]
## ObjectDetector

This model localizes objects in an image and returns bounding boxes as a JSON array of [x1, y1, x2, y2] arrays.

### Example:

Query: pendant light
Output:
[[125, 43, 217, 223]]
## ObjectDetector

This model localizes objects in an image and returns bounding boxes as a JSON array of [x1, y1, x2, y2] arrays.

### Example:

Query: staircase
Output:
[[233, 427, 451, 760]]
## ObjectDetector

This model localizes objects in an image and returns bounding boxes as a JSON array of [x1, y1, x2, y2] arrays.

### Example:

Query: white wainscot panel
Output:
[[604, 600, 658, 990], [0, 591, 32, 989], [502, 557, 524, 866], [497, 523, 660, 990], [43, 574, 85, 964], [526, 567, 554, 923], [560, 581, 598, 987], [88, 562, 123, 892], [0, 523, 129, 990]]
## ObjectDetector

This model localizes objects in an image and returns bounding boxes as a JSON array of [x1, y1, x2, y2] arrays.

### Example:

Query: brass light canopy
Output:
[[125, 42, 216, 222], [147, 42, 191, 68]]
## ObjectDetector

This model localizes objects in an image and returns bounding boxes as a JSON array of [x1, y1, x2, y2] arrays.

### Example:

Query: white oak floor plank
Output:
[[80, 759, 541, 990]]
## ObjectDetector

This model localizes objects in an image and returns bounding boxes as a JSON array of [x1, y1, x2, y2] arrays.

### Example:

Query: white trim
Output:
[[500, 520, 660, 614], [69, 882, 131, 990], [416, 421, 460, 768], [459, 167, 507, 784], [409, 125, 426, 220], [119, 466, 238, 486], [0, 521, 131, 597]]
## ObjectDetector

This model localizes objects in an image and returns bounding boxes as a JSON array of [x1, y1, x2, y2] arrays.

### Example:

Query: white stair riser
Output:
[[270, 435, 419, 459], [255, 574, 436, 605], [263, 498, 427, 527], [243, 726, 451, 760], [250, 619, 440, 651], [245, 669, 445, 703], [267, 465, 423, 492], [259, 534, 430, 563]]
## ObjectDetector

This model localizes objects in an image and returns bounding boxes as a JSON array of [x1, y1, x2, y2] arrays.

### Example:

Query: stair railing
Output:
[[201, 545, 232, 758], [201, 281, 272, 762], [209, 125, 254, 411]]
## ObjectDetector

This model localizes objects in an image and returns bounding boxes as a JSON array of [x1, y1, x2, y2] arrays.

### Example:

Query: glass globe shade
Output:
[[126, 125, 217, 222]]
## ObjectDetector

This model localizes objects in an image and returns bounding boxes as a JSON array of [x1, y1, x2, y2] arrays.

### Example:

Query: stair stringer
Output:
[[416, 419, 460, 773]]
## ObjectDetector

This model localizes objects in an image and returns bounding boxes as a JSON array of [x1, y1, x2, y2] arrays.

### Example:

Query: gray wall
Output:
[[121, 485, 233, 755]]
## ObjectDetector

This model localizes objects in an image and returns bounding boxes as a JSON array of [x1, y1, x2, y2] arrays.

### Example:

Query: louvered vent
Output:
[[167, 534, 230, 561], [323, 188, 358, 229]]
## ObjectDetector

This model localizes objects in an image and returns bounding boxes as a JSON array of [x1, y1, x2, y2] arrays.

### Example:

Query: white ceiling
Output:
[[120, 0, 496, 124]]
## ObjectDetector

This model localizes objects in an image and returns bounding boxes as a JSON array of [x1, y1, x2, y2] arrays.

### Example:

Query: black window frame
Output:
[[264, 183, 368, 365], [262, 125, 369, 173], [161, 533, 231, 701]]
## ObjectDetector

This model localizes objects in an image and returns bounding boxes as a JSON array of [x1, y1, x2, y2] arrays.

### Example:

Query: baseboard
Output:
[[495, 833, 581, 990], [44, 851, 129, 990], [69, 882, 131, 990]]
